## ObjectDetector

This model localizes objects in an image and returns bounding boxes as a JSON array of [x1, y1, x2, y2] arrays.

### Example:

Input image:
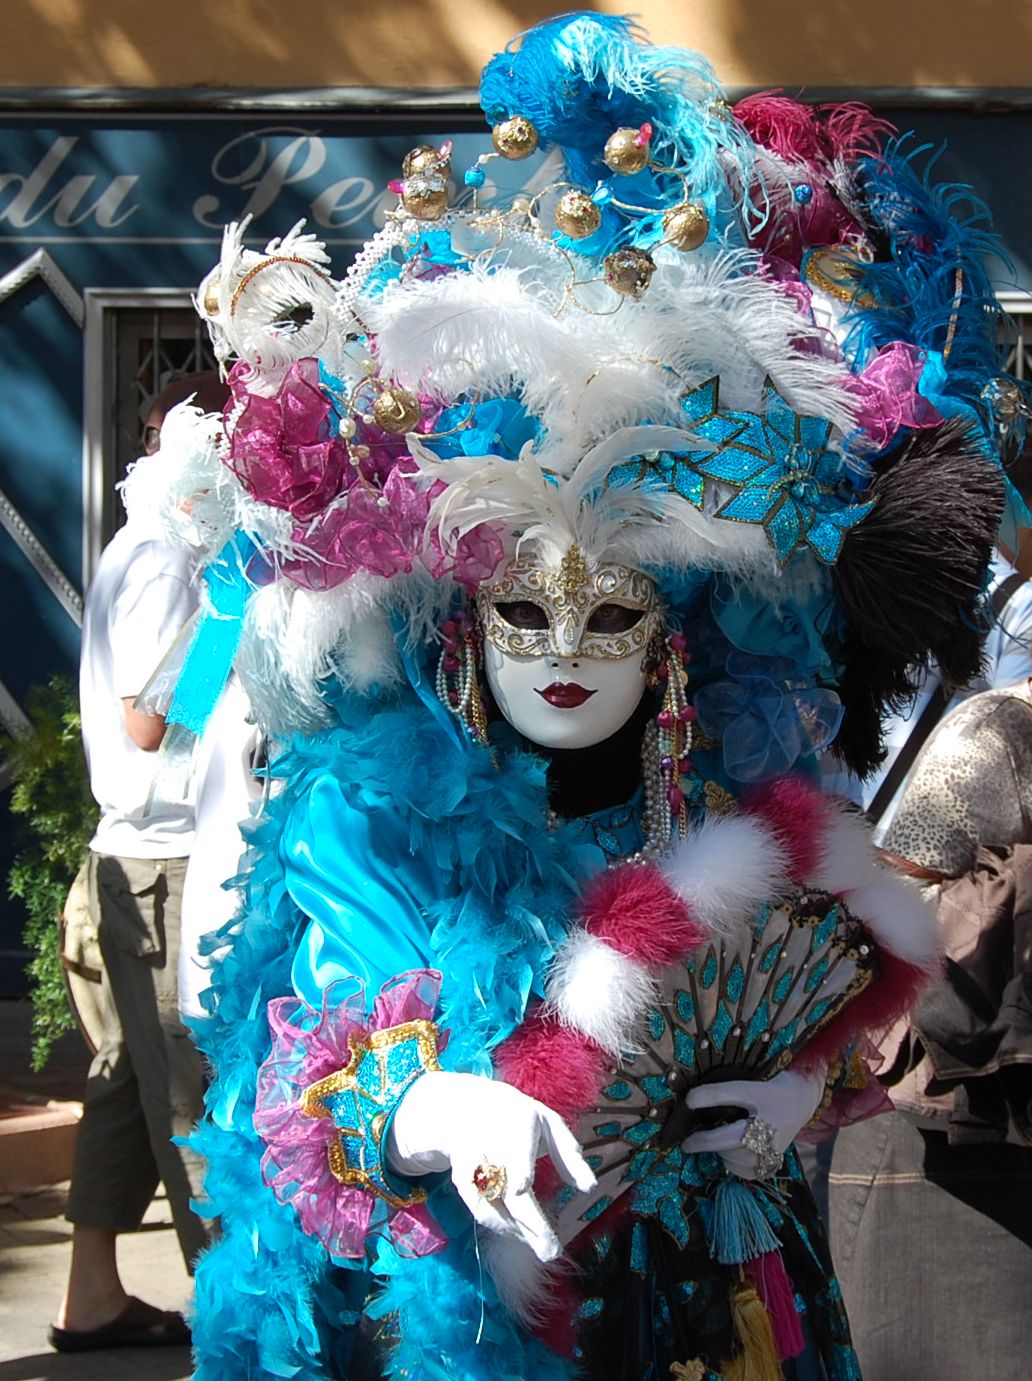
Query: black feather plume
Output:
[[831, 417, 1005, 776]]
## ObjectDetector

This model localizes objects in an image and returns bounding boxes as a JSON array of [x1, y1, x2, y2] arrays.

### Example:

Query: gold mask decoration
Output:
[[476, 544, 660, 660]]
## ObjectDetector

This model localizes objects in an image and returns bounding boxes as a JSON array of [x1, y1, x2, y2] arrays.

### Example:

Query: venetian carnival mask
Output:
[[477, 545, 662, 750]]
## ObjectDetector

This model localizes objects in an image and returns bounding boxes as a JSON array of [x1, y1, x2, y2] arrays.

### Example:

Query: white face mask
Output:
[[484, 641, 650, 749], [477, 545, 660, 750]]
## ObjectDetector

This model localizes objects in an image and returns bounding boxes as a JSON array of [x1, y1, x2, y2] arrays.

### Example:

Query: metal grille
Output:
[[99, 302, 217, 544]]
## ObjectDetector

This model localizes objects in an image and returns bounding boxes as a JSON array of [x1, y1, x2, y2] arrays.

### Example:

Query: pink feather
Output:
[[495, 1005, 609, 1124], [744, 776, 832, 882], [578, 863, 707, 967]]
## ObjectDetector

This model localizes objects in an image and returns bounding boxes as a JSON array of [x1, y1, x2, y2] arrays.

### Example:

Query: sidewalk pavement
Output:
[[0, 1001, 194, 1379]]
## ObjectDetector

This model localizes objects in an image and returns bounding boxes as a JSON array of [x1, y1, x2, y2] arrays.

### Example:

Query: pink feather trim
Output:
[[734, 91, 893, 164], [734, 92, 825, 162], [744, 776, 832, 882], [495, 1005, 609, 1124], [578, 863, 707, 967]]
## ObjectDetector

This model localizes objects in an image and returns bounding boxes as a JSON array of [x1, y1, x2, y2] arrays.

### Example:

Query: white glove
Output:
[[386, 1070, 596, 1262], [679, 1065, 827, 1180]]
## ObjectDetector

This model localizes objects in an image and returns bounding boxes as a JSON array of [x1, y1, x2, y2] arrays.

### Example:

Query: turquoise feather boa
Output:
[[188, 688, 603, 1378]]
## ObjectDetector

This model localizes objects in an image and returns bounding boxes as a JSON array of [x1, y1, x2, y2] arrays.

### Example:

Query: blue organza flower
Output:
[[693, 653, 843, 783], [709, 574, 842, 681]]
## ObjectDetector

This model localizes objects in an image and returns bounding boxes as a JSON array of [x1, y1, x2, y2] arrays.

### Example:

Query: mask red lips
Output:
[[536, 682, 597, 709]]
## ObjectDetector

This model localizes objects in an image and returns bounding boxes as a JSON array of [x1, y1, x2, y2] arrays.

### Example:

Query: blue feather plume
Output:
[[480, 11, 759, 251]]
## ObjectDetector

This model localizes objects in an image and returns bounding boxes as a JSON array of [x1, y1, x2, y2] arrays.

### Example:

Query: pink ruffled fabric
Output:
[[847, 342, 943, 448], [253, 969, 448, 1260], [224, 359, 507, 590], [285, 468, 506, 592], [796, 1037, 894, 1145], [225, 359, 351, 520]]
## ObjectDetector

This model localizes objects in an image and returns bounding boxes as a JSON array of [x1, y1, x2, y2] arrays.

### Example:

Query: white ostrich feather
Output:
[[841, 871, 943, 972], [367, 261, 589, 423], [658, 812, 792, 942], [481, 1234, 555, 1326], [414, 422, 778, 582], [545, 928, 656, 1056]]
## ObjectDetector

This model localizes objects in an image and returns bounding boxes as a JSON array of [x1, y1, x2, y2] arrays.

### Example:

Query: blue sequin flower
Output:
[[679, 378, 876, 564]]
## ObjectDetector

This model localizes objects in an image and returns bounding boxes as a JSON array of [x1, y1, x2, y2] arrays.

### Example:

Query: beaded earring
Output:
[[643, 630, 696, 845], [436, 609, 489, 745]]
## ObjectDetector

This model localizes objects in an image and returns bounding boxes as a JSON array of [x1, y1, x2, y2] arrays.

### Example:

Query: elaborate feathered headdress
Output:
[[145, 11, 1025, 778]]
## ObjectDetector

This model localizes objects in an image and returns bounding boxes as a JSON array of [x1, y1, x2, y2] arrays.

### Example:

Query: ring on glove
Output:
[[740, 1116, 782, 1180], [472, 1160, 507, 1201]]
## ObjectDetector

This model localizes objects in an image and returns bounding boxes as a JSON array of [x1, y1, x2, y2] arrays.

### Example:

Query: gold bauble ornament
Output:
[[554, 190, 601, 240], [401, 175, 449, 221], [372, 385, 422, 434], [603, 246, 656, 297], [202, 275, 221, 316], [492, 116, 539, 161], [988, 376, 1022, 420], [403, 144, 449, 178], [663, 201, 710, 252], [603, 126, 650, 175]]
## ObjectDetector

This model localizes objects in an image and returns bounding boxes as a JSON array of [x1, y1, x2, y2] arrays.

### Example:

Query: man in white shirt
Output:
[[50, 374, 224, 1352]]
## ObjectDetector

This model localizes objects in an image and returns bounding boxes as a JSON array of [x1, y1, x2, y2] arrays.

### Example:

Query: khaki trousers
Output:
[[66, 852, 208, 1270]]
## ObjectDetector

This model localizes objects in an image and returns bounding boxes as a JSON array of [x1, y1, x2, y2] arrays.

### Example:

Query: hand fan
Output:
[[556, 887, 877, 1243]]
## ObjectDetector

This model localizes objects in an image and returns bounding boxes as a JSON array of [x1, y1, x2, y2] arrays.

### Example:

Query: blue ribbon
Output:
[[168, 535, 257, 735]]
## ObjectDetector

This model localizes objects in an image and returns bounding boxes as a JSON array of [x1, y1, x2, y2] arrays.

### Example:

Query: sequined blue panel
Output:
[[768, 499, 802, 560], [700, 953, 718, 990], [648, 1008, 666, 1041], [814, 904, 840, 946], [674, 1028, 696, 1069], [805, 953, 831, 993], [744, 998, 771, 1050], [579, 1297, 604, 1319], [630, 1149, 659, 1180], [676, 1279, 697, 1301], [767, 1018, 799, 1062], [641, 1075, 674, 1104], [676, 990, 695, 1022], [602, 1080, 633, 1101], [773, 969, 796, 1004], [658, 1191, 691, 1249], [625, 1119, 662, 1145], [710, 1000, 734, 1052], [630, 1220, 648, 1276], [725, 959, 745, 1002], [586, 1154, 603, 1171], [758, 939, 782, 973], [804, 998, 834, 1027], [582, 1195, 613, 1222], [594, 1121, 622, 1137]]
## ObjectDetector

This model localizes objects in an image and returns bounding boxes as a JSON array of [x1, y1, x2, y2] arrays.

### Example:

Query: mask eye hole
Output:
[[586, 603, 643, 634], [495, 600, 549, 630]]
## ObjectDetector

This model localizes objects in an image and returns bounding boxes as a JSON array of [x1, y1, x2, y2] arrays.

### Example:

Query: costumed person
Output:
[[829, 679, 1032, 1380], [50, 372, 226, 1353], [139, 15, 1027, 1379]]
